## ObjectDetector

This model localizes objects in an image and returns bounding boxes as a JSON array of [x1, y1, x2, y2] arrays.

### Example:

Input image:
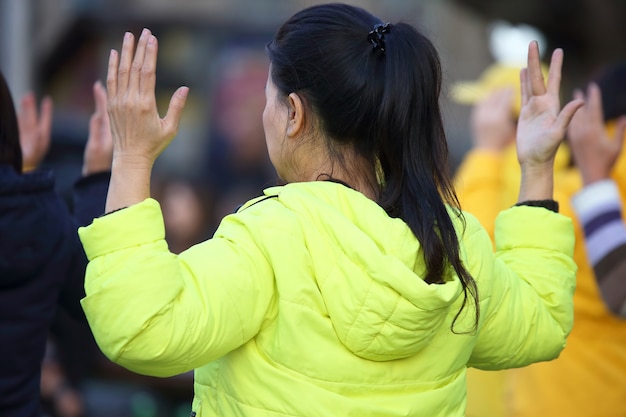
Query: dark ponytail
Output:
[[0, 71, 22, 173], [267, 3, 478, 330]]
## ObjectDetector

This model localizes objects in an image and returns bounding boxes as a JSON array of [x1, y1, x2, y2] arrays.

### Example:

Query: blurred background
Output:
[[0, 0, 624, 416]]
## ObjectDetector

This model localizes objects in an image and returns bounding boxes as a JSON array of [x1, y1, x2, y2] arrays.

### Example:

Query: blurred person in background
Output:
[[153, 174, 213, 254], [569, 73, 626, 317], [568, 74, 626, 318], [78, 2, 582, 415], [0, 72, 111, 417], [204, 47, 276, 232], [453, 49, 626, 417]]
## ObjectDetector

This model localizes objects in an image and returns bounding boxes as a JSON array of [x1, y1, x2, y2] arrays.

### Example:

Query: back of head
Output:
[[267, 3, 478, 327], [593, 63, 626, 122], [0, 71, 21, 173], [266, 4, 445, 170]]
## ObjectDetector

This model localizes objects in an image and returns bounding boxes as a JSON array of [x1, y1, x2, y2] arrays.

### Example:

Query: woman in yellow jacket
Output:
[[79, 4, 583, 416]]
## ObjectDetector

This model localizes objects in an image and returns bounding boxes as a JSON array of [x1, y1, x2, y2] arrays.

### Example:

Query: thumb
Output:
[[163, 86, 189, 137], [555, 98, 585, 133]]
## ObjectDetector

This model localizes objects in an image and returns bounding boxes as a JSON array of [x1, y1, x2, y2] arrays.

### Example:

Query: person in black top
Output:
[[0, 71, 111, 417]]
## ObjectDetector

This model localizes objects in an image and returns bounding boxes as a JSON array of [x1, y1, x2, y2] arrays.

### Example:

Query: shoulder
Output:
[[0, 165, 56, 195], [236, 193, 281, 213], [217, 187, 296, 237]]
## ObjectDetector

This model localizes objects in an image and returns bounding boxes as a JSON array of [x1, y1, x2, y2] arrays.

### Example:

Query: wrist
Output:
[[106, 155, 153, 213], [518, 162, 554, 202], [579, 167, 611, 186], [519, 158, 555, 175], [112, 153, 154, 171]]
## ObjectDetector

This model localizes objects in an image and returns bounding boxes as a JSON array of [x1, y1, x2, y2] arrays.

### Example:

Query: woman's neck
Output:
[[291, 143, 379, 201]]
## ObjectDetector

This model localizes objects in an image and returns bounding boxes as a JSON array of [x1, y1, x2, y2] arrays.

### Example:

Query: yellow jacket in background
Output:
[[455, 143, 626, 417], [79, 181, 576, 417]]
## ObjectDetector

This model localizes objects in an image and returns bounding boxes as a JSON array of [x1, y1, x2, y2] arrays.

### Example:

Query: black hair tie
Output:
[[368, 22, 392, 54]]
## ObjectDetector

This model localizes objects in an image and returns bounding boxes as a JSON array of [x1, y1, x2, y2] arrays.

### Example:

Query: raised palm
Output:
[[516, 42, 583, 170]]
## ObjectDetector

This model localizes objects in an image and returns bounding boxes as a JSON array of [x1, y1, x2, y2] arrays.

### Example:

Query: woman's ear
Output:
[[286, 92, 305, 138]]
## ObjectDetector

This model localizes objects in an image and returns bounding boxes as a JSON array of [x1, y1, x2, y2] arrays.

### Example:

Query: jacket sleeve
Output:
[[72, 171, 110, 227], [466, 206, 577, 369], [572, 179, 626, 317], [57, 172, 111, 319], [78, 198, 276, 377], [453, 149, 506, 243]]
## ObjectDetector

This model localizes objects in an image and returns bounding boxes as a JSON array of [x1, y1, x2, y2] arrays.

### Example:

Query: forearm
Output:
[[518, 162, 554, 203], [105, 156, 153, 213]]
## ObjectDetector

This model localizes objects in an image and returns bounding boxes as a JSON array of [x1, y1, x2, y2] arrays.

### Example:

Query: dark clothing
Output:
[[0, 164, 108, 417]]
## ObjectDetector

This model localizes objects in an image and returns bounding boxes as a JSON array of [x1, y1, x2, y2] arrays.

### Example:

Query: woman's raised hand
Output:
[[104, 29, 188, 213], [17, 93, 53, 172], [106, 28, 188, 168], [515, 42, 584, 202]]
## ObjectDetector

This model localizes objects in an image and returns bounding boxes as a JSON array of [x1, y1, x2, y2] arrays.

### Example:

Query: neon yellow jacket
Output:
[[79, 181, 576, 417], [455, 143, 626, 417]]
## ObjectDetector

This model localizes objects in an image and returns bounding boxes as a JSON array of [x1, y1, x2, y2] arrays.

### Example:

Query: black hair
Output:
[[593, 63, 626, 122], [266, 3, 478, 329], [0, 71, 22, 173]]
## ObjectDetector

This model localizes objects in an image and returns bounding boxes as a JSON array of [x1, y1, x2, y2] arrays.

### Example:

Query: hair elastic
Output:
[[368, 22, 392, 54]]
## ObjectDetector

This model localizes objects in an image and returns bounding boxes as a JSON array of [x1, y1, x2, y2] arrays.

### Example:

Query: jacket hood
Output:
[[264, 182, 465, 361], [0, 166, 67, 286]]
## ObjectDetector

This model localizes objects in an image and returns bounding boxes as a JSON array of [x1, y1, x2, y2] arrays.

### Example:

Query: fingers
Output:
[[129, 29, 151, 93], [19, 92, 37, 129], [117, 32, 136, 94], [140, 34, 158, 94], [163, 87, 190, 136], [527, 41, 546, 96], [94, 80, 107, 113], [555, 98, 585, 134], [90, 81, 107, 134], [546, 48, 563, 97], [572, 89, 584, 102], [107, 49, 119, 99], [38, 96, 53, 148], [520, 68, 529, 106], [567, 89, 586, 133], [586, 83, 605, 126], [109, 29, 156, 99]]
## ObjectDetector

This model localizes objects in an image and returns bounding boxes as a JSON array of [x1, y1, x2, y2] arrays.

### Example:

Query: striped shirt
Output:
[[573, 179, 626, 317]]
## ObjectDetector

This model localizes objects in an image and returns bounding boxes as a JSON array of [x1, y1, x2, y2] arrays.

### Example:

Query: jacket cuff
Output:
[[78, 198, 164, 261], [515, 199, 559, 213], [495, 205, 574, 256]]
